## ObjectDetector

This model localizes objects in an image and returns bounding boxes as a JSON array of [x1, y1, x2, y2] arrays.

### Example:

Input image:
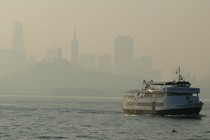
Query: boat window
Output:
[[135, 102, 164, 107], [137, 93, 145, 97], [185, 84, 190, 87], [152, 93, 163, 98], [126, 102, 134, 106], [156, 102, 164, 106], [136, 102, 150, 106], [193, 93, 198, 97], [167, 93, 193, 96]]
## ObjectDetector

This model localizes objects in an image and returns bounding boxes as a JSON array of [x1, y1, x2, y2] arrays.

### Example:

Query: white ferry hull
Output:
[[122, 102, 203, 115], [123, 67, 203, 116]]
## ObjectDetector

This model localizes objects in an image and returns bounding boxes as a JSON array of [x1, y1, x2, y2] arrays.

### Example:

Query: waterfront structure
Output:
[[97, 54, 112, 73], [114, 36, 133, 74], [71, 28, 79, 65], [79, 53, 96, 71], [12, 22, 26, 61]]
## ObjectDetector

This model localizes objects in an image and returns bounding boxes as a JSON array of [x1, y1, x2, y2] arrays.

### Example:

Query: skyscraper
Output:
[[97, 54, 112, 73], [45, 48, 63, 63], [71, 27, 79, 65], [12, 22, 26, 60], [79, 53, 96, 71], [114, 36, 133, 74]]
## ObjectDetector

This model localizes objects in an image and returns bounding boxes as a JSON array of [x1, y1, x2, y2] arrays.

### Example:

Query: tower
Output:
[[114, 36, 133, 74], [12, 22, 26, 60], [71, 27, 79, 65]]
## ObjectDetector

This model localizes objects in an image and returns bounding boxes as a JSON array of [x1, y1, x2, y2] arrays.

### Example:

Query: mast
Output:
[[177, 66, 184, 81], [178, 66, 181, 81], [176, 66, 181, 81]]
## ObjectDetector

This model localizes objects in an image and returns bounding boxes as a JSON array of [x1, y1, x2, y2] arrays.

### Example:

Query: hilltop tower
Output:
[[71, 27, 79, 65], [12, 22, 26, 60], [114, 36, 133, 74]]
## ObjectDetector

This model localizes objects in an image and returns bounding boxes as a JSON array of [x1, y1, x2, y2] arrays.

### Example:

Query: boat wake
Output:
[[123, 114, 137, 117], [164, 114, 205, 119]]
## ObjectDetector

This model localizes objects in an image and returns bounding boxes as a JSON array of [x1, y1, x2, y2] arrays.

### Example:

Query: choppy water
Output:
[[0, 95, 210, 140]]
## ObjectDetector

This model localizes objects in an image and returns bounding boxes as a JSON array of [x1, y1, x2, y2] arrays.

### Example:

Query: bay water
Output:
[[0, 95, 209, 140]]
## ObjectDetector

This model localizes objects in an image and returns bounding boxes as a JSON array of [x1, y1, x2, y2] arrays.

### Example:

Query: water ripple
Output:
[[0, 95, 209, 139]]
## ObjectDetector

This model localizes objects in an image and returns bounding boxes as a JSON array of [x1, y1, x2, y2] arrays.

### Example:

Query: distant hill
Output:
[[0, 59, 142, 96]]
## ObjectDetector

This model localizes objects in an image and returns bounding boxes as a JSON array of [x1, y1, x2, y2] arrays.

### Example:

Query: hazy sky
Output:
[[0, 0, 210, 79]]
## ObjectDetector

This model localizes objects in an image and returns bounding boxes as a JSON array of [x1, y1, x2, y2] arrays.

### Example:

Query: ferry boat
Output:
[[122, 67, 203, 115]]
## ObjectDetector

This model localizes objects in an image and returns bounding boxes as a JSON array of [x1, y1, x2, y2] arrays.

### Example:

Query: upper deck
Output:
[[125, 67, 200, 95], [126, 80, 200, 94], [150, 81, 191, 87]]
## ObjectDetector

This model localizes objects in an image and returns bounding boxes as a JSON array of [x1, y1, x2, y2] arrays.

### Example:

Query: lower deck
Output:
[[123, 103, 203, 115], [122, 92, 203, 115]]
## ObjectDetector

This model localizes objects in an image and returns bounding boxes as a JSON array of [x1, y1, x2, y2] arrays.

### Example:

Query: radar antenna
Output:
[[142, 80, 153, 90], [176, 66, 184, 81]]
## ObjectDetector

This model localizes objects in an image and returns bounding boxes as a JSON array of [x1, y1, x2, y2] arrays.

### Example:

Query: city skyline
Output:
[[0, 22, 209, 98], [0, 2, 210, 139], [1, 22, 161, 78], [0, 22, 34, 77], [0, 0, 210, 80], [0, 21, 206, 82]]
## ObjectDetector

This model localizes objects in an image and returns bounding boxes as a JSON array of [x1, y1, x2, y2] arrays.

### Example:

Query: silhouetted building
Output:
[[79, 53, 96, 71], [114, 36, 133, 74], [0, 49, 13, 77], [185, 71, 197, 85], [186, 71, 192, 81], [28, 55, 37, 66], [139, 56, 161, 80], [97, 54, 112, 73], [12, 22, 26, 61], [140, 56, 152, 70], [0, 22, 34, 77], [132, 56, 161, 80], [45, 48, 63, 63], [132, 57, 142, 75], [71, 27, 79, 65]]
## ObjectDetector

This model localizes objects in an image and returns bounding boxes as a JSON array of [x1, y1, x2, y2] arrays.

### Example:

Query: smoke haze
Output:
[[0, 0, 210, 97]]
